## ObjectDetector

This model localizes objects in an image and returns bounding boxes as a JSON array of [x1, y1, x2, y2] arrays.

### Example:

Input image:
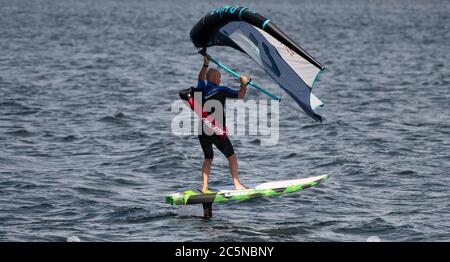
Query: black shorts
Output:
[[198, 135, 235, 159]]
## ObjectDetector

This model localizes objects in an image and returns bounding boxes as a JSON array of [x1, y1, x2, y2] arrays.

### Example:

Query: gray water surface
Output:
[[1, 0, 449, 241]]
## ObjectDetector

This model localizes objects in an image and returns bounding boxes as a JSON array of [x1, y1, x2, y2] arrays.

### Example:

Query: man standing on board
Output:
[[196, 53, 249, 193]]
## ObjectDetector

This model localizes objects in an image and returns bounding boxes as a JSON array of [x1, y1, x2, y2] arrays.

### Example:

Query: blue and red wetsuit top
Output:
[[196, 80, 238, 136]]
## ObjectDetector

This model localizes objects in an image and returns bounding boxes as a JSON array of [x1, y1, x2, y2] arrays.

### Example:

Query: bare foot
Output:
[[234, 183, 248, 191], [201, 185, 208, 193]]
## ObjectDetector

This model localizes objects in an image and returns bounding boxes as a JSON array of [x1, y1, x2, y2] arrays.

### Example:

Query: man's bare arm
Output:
[[198, 56, 209, 81], [238, 75, 249, 99]]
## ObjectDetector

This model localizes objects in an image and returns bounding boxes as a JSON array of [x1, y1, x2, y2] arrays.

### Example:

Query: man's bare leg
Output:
[[228, 154, 247, 190], [201, 158, 213, 193]]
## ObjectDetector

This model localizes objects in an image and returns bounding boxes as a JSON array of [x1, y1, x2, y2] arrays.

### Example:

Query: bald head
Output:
[[206, 68, 221, 85]]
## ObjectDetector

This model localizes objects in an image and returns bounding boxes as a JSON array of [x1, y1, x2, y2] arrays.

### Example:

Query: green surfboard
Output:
[[166, 174, 329, 205]]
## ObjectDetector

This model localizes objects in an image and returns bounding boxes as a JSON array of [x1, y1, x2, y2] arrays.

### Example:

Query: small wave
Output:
[[72, 186, 115, 197], [107, 131, 149, 141], [5, 128, 34, 137], [100, 207, 176, 224], [61, 135, 78, 142], [125, 131, 148, 139], [281, 152, 299, 159], [99, 112, 128, 124], [0, 101, 40, 115], [18, 203, 55, 212], [111, 178, 142, 186], [394, 170, 418, 176], [260, 226, 309, 239], [11, 182, 40, 190]]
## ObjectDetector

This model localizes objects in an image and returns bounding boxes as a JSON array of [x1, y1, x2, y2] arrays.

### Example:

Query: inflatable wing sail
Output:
[[190, 6, 325, 122]]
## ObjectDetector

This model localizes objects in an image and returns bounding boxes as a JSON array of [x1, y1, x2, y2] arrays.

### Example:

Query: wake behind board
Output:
[[165, 174, 329, 205]]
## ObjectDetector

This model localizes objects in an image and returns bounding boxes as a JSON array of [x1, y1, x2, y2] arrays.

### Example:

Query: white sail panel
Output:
[[223, 21, 323, 121], [255, 27, 321, 88], [228, 25, 323, 111]]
